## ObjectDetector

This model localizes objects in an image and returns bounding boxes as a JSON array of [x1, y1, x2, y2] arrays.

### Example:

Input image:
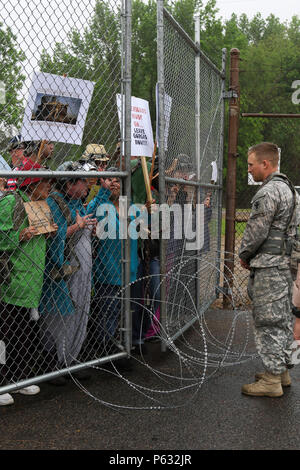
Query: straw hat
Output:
[[81, 144, 109, 162]]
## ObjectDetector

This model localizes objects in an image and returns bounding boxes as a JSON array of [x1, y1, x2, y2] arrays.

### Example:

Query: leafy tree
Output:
[[36, 0, 300, 194], [0, 23, 25, 135], [39, 1, 121, 161]]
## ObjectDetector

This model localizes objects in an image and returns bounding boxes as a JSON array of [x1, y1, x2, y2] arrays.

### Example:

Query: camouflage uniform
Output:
[[239, 172, 300, 375]]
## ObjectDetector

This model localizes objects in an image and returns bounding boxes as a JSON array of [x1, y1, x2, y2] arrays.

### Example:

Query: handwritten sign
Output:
[[116, 94, 154, 157], [24, 200, 57, 234]]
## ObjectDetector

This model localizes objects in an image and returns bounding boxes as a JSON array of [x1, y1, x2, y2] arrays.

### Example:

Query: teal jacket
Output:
[[93, 200, 139, 286], [39, 186, 111, 316]]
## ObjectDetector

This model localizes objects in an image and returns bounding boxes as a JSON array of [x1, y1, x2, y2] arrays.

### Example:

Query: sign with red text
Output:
[[116, 94, 154, 157]]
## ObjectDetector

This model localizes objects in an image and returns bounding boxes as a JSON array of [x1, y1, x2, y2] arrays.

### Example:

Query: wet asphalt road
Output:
[[1, 308, 300, 451]]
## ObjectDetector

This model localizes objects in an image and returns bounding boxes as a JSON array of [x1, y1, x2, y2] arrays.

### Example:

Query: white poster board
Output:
[[21, 72, 95, 145], [155, 84, 172, 151], [116, 94, 154, 158]]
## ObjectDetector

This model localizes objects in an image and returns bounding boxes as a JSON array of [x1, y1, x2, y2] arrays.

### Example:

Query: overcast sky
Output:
[[216, 0, 299, 22]]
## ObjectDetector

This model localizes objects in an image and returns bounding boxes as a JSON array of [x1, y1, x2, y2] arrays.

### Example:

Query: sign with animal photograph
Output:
[[21, 72, 95, 145]]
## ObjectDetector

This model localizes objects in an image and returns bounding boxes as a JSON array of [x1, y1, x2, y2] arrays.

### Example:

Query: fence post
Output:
[[195, 14, 201, 314], [157, 0, 167, 352], [223, 48, 240, 309], [123, 0, 132, 354], [216, 47, 227, 294]]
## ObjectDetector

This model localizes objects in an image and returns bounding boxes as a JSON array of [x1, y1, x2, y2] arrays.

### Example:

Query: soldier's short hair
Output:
[[248, 142, 279, 167]]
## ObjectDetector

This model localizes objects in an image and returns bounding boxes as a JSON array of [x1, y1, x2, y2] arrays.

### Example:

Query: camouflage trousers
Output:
[[248, 266, 294, 375]]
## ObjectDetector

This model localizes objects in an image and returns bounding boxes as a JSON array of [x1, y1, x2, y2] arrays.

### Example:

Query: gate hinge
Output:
[[223, 90, 238, 99], [216, 286, 232, 297]]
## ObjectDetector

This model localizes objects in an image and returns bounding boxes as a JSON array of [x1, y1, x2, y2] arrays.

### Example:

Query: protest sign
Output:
[[24, 200, 57, 234], [116, 94, 154, 157], [21, 72, 94, 145]]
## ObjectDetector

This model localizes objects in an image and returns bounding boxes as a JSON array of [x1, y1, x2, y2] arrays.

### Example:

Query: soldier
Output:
[[239, 142, 300, 397]]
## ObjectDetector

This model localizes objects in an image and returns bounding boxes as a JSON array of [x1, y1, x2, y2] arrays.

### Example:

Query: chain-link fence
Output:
[[0, 0, 226, 397], [157, 4, 225, 343], [0, 0, 132, 395]]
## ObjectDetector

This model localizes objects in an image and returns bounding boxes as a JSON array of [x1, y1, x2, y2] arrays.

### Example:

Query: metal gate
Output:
[[0, 0, 225, 396], [157, 1, 226, 347], [0, 0, 131, 395]]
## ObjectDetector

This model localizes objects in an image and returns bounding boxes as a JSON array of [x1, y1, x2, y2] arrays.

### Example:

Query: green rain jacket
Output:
[[0, 190, 46, 308]]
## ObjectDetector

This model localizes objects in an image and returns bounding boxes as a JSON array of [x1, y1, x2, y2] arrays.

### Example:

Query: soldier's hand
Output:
[[293, 318, 300, 342], [240, 258, 250, 270]]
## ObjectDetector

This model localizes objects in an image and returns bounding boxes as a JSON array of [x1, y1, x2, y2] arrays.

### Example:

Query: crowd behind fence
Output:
[[0, 0, 225, 398]]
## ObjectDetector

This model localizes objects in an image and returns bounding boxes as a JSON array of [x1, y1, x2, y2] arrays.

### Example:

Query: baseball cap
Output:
[[19, 160, 44, 188], [8, 135, 26, 151]]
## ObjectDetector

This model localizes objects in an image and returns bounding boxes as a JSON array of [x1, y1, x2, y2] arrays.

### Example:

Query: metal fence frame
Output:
[[0, 0, 132, 394], [157, 1, 226, 349], [0, 0, 226, 394]]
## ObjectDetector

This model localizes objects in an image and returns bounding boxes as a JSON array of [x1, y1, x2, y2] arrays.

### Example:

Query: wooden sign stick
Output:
[[149, 141, 157, 187], [140, 156, 153, 205], [36, 139, 46, 164]]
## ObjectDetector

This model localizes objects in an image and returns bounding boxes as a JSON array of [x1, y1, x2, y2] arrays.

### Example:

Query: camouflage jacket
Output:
[[239, 172, 300, 268]]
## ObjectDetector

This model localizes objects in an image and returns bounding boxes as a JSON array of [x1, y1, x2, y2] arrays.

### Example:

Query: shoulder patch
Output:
[[250, 194, 266, 218]]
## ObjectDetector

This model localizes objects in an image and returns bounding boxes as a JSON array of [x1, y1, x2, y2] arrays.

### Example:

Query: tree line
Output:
[[0, 0, 300, 204]]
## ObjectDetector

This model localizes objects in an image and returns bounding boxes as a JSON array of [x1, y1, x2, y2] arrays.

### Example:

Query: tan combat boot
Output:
[[255, 369, 291, 387], [242, 372, 283, 397]]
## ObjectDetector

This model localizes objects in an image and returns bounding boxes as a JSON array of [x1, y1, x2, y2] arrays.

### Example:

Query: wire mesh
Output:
[[161, 9, 225, 340], [0, 0, 226, 397], [0, 0, 130, 394]]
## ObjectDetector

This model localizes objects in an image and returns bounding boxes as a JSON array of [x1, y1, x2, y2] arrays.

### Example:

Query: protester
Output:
[[6, 135, 29, 190], [0, 161, 56, 406], [81, 160, 99, 201], [239, 142, 300, 397], [132, 170, 161, 347], [7, 135, 28, 168], [39, 161, 110, 385], [91, 167, 140, 354], [24, 140, 54, 165], [80, 143, 110, 203], [5, 138, 54, 191], [83, 143, 110, 171]]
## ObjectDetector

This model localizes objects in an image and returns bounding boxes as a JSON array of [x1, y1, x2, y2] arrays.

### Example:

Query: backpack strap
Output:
[[48, 192, 72, 226], [270, 173, 297, 232], [47, 192, 80, 267], [257, 173, 298, 256]]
